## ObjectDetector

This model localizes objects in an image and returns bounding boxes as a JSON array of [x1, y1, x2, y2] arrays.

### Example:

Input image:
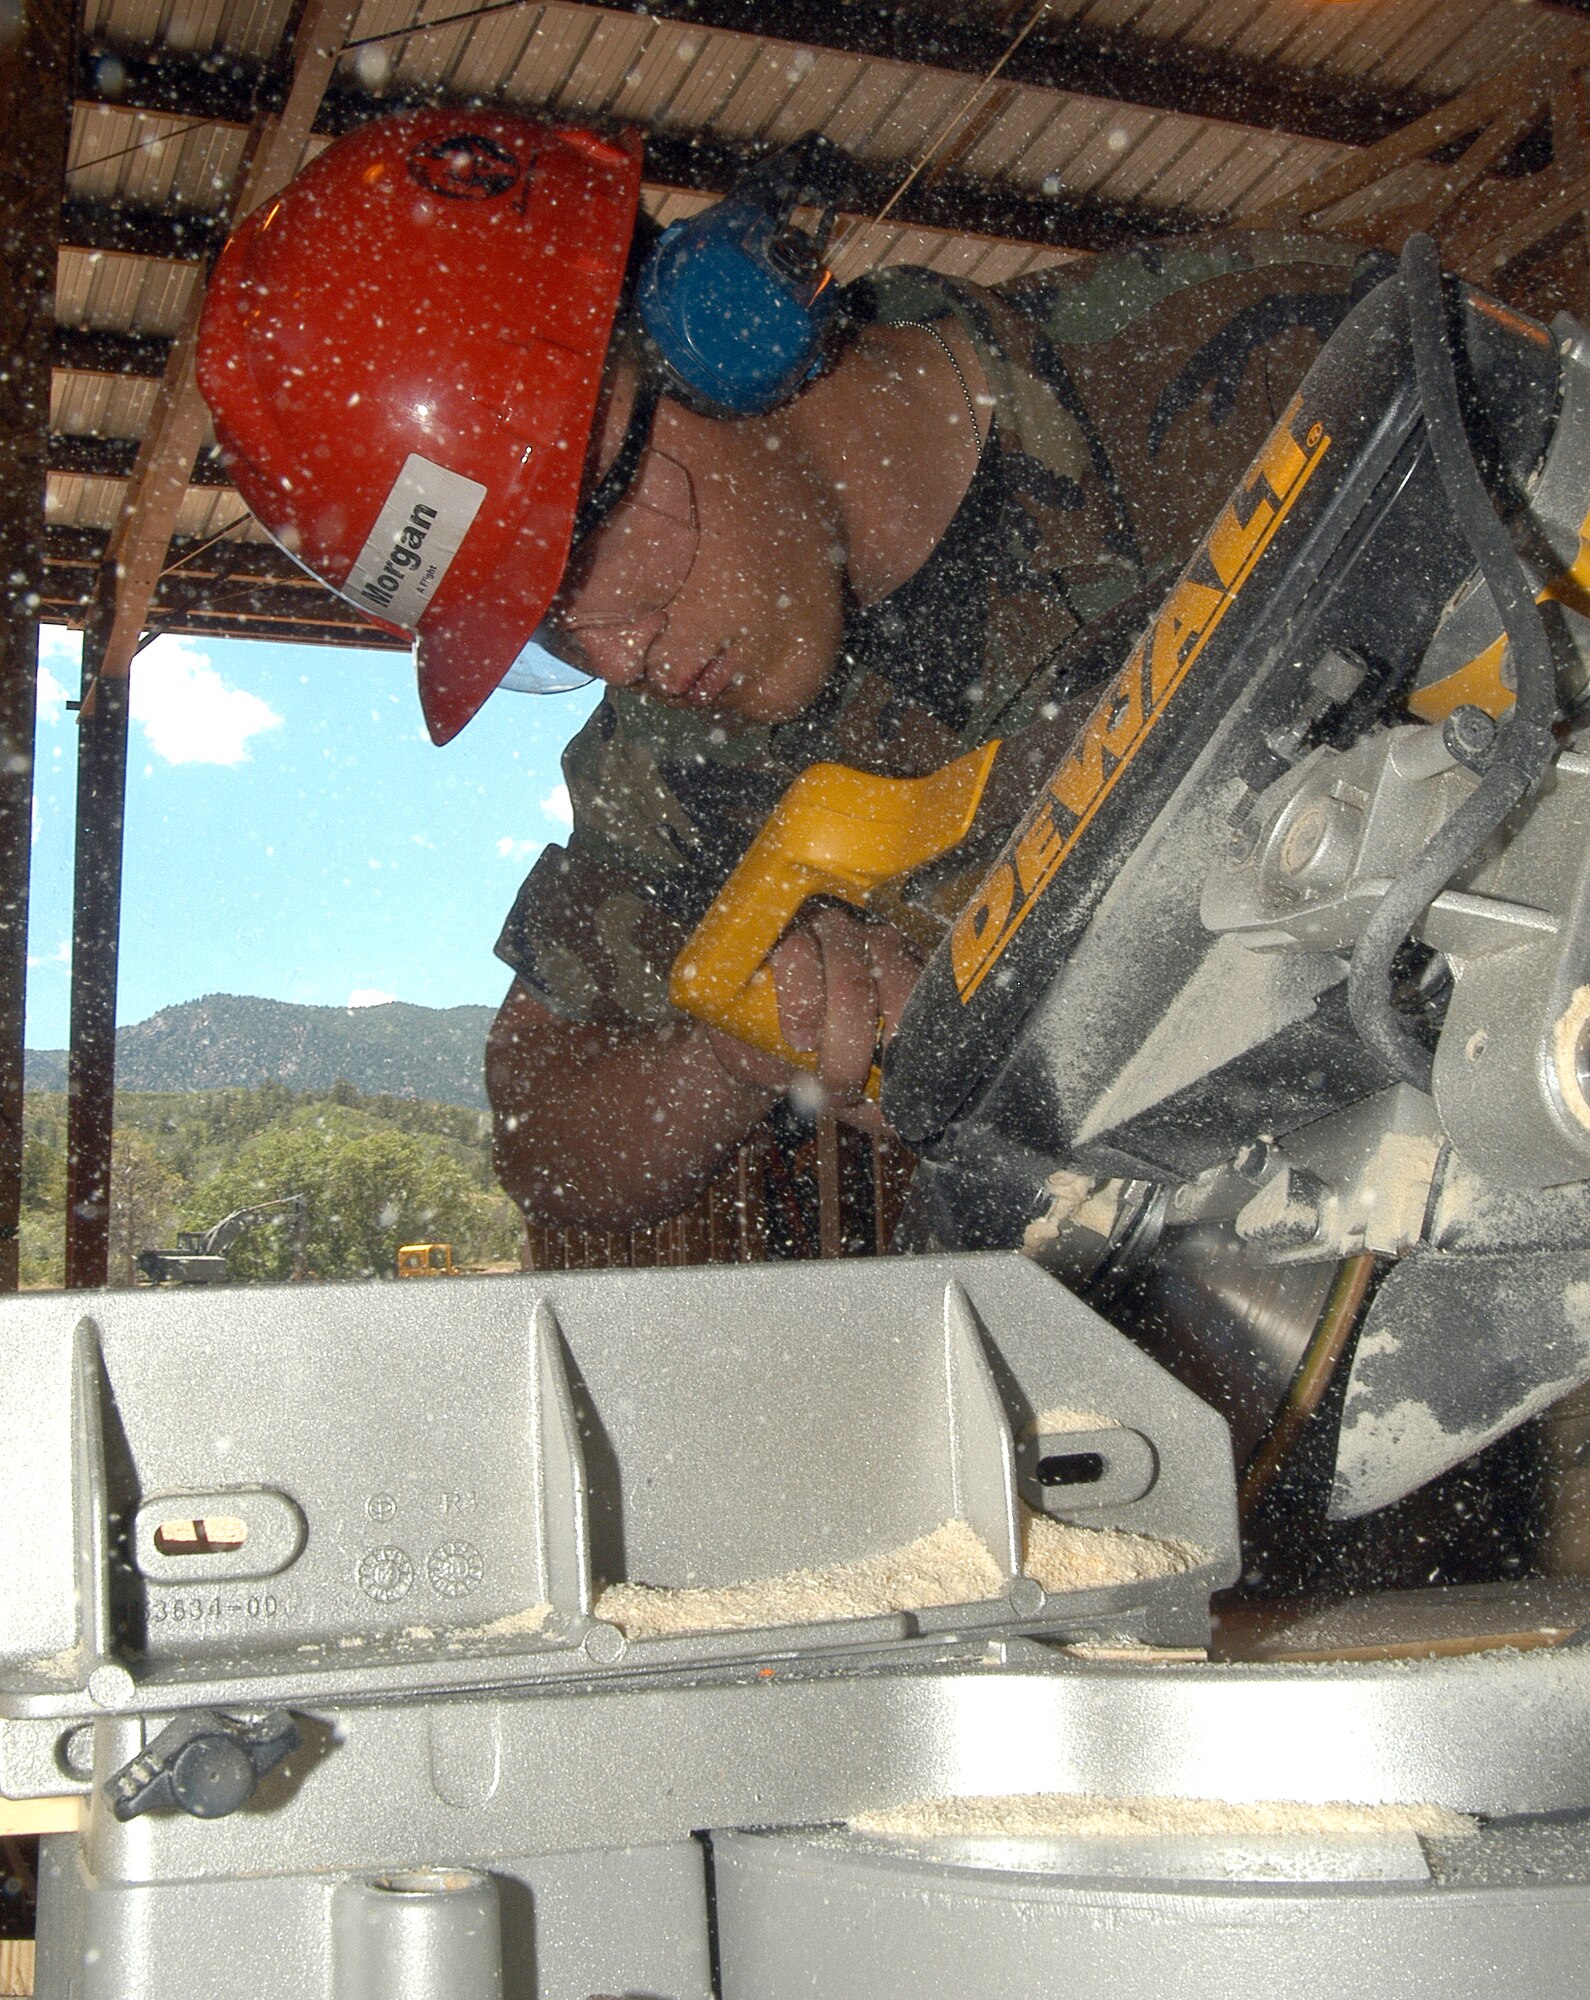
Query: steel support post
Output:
[[64, 620, 129, 1292], [0, 0, 74, 1292]]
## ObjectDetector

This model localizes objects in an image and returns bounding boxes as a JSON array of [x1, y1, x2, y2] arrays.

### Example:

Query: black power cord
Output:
[[1346, 234, 1559, 1090]]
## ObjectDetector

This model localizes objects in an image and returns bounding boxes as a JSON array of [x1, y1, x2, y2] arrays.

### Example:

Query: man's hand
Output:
[[488, 911, 921, 1229], [704, 906, 922, 1132]]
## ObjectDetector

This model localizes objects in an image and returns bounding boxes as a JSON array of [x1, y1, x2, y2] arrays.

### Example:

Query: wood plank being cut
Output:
[[0, 1797, 83, 1838], [1213, 1579, 1590, 1663], [0, 1938, 35, 1997]]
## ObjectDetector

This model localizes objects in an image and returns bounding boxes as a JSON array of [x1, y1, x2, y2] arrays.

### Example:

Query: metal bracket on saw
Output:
[[0, 1255, 1238, 1726]]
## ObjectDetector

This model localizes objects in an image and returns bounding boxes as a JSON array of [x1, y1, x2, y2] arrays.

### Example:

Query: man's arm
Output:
[[488, 907, 921, 1230], [487, 981, 776, 1231]]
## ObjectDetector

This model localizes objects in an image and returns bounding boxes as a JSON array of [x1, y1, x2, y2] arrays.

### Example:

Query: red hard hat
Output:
[[197, 109, 644, 743]]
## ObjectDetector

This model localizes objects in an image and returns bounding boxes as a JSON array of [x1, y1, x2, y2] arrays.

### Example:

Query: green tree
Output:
[[185, 1109, 485, 1280], [19, 1084, 521, 1287], [21, 1125, 63, 1210], [108, 1130, 185, 1289], [18, 1098, 68, 1287]]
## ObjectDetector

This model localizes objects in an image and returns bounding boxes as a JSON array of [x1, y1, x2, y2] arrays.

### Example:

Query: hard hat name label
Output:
[[344, 453, 490, 628]]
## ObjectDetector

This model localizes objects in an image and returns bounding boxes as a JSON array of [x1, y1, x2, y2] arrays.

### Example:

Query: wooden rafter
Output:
[[53, 327, 173, 379], [1443, 78, 1590, 282], [89, 0, 365, 686], [41, 527, 400, 652], [1550, 71, 1590, 314], [48, 435, 233, 485], [51, 16, 1590, 667], [1250, 60, 1590, 297], [1251, 65, 1557, 233]]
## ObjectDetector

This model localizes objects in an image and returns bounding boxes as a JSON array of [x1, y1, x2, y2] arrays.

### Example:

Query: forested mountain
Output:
[[25, 994, 495, 1107]]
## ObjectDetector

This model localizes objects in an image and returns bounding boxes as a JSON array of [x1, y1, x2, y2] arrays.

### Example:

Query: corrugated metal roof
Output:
[[56, 249, 201, 339]]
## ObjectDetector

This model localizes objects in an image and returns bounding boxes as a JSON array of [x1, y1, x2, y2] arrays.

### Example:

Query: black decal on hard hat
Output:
[[408, 133, 522, 202]]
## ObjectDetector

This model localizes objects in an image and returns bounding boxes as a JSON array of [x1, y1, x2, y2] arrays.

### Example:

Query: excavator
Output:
[[8, 237, 1590, 1995], [136, 1195, 305, 1286]]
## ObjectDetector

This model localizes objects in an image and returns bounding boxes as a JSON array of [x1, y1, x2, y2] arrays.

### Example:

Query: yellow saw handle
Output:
[[669, 742, 1000, 1097]]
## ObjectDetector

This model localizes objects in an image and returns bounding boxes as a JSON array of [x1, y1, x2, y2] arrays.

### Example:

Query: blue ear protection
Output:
[[635, 134, 855, 418], [504, 137, 857, 695]]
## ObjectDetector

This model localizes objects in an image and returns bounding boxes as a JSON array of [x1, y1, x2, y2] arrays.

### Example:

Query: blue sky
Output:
[[27, 627, 600, 1050]]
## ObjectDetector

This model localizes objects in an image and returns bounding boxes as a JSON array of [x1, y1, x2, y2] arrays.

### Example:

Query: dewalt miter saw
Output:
[[20, 233, 1590, 2000], [679, 235, 1590, 1530]]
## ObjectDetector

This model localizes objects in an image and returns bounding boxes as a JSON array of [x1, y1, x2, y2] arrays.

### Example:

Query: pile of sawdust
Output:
[[594, 1520, 1002, 1639], [591, 1507, 1198, 1642], [1027, 1407, 1118, 1434], [1060, 1640, 1207, 1662], [456, 1603, 552, 1641], [1020, 1507, 1197, 1592], [851, 1793, 1477, 1841]]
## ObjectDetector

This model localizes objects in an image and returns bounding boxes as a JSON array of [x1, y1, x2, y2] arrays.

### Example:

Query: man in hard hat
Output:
[[197, 110, 1377, 1232]]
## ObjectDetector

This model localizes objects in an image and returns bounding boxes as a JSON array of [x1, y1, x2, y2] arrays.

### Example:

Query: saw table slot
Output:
[[152, 1518, 247, 1553], [1018, 1427, 1158, 1515], [1036, 1452, 1106, 1487]]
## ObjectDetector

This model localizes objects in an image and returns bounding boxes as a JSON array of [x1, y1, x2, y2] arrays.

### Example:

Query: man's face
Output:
[[543, 371, 847, 724]]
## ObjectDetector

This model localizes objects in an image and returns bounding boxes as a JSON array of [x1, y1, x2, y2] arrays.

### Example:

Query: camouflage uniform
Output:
[[496, 230, 1383, 1026]]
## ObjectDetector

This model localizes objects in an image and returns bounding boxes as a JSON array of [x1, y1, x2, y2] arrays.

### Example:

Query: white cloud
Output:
[[541, 782, 573, 827], [495, 836, 538, 864], [27, 940, 68, 970], [35, 660, 70, 725], [130, 637, 283, 766], [39, 625, 81, 668], [347, 988, 396, 1009]]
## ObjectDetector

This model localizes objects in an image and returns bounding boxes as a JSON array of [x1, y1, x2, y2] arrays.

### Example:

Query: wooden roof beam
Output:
[[92, 0, 366, 686], [639, 126, 1175, 250], [47, 524, 291, 577], [47, 525, 365, 591], [48, 434, 233, 485], [572, 0, 1438, 146], [57, 171, 1169, 267], [59, 194, 224, 262], [1250, 64, 1570, 231]]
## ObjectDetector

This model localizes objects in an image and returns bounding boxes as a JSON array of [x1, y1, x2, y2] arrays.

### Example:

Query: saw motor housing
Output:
[[885, 261, 1590, 1522]]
